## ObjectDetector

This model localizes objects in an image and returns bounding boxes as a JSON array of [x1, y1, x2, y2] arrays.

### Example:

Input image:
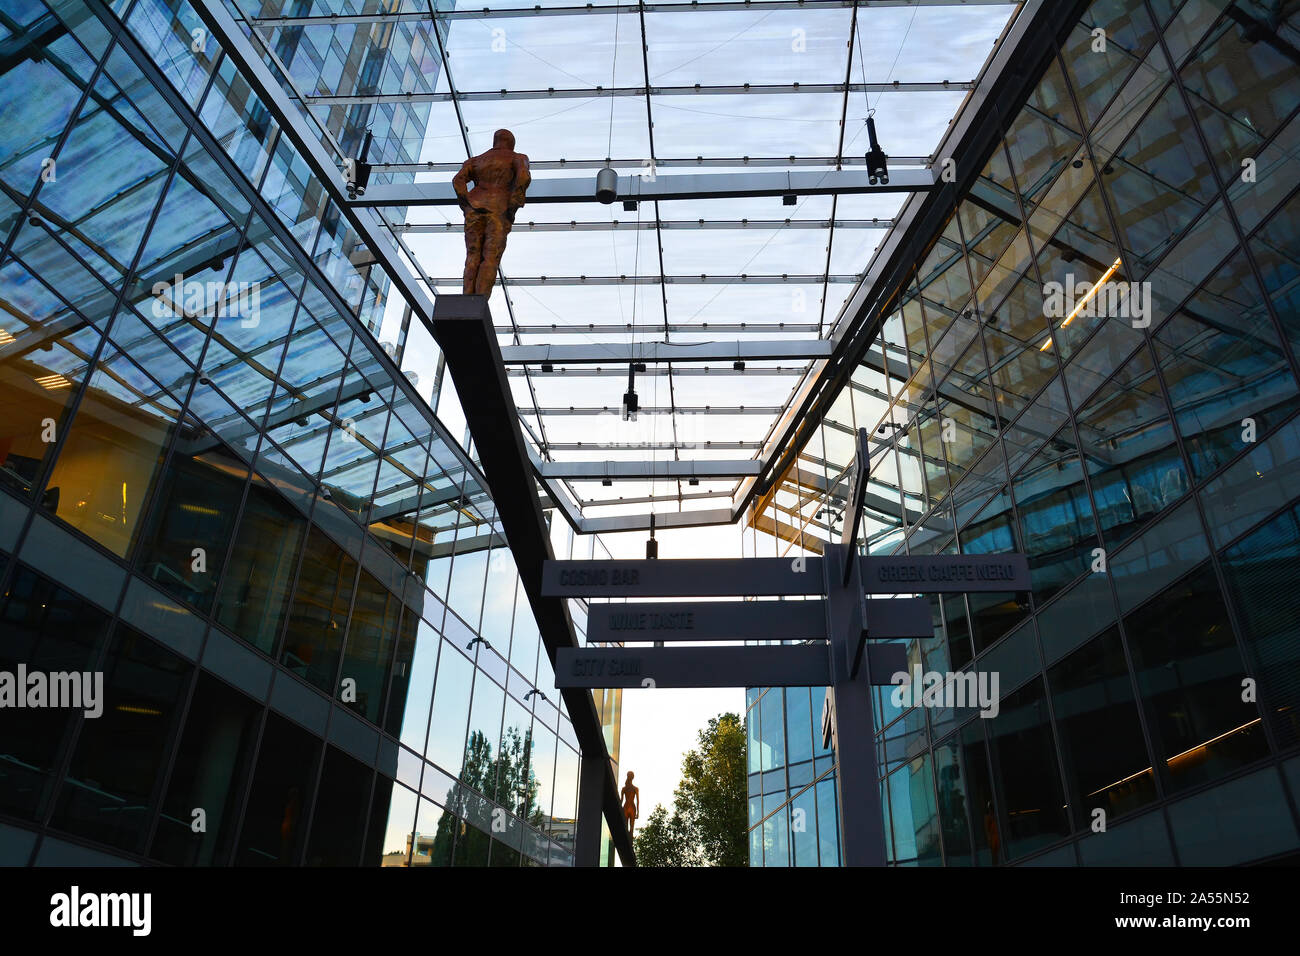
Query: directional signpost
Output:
[[541, 430, 1030, 866]]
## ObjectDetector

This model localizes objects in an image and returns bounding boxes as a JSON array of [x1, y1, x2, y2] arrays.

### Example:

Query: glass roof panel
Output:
[[243, 0, 1028, 525]]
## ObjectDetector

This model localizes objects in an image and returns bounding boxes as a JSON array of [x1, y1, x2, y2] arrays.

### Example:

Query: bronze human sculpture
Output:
[[452, 129, 530, 295], [620, 770, 639, 839]]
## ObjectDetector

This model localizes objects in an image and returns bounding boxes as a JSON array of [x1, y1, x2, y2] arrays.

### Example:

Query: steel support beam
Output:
[[574, 507, 736, 534], [497, 324, 819, 335], [377, 156, 928, 172], [546, 440, 760, 451], [254, 0, 1017, 26], [440, 274, 857, 286], [500, 339, 833, 365], [509, 365, 807, 377], [532, 405, 783, 415], [537, 460, 761, 479], [354, 168, 934, 208], [430, 294, 635, 866], [392, 218, 894, 233], [305, 80, 974, 106]]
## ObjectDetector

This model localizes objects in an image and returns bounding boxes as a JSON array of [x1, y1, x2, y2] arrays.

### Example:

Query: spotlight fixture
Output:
[[733, 360, 746, 371], [782, 193, 797, 206], [1071, 158, 1084, 169], [466, 636, 490, 651], [632, 362, 647, 372], [646, 512, 658, 559], [602, 477, 613, 487], [345, 128, 374, 199], [596, 165, 618, 203], [622, 362, 639, 420], [524, 688, 548, 702], [541, 361, 554, 373], [865, 114, 889, 185], [688, 477, 699, 486], [623, 200, 638, 212]]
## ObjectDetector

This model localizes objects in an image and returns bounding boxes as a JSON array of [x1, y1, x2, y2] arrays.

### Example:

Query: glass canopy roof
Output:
[[241, 0, 1026, 529]]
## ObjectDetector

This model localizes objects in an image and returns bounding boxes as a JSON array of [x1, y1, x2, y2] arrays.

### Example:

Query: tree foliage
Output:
[[430, 725, 543, 865], [634, 712, 747, 867]]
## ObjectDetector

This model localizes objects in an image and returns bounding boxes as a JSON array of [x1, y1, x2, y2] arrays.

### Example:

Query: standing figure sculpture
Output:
[[620, 771, 639, 840], [452, 129, 530, 296]]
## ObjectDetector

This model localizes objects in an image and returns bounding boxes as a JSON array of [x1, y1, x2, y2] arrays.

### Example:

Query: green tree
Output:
[[634, 712, 747, 867], [430, 724, 544, 865]]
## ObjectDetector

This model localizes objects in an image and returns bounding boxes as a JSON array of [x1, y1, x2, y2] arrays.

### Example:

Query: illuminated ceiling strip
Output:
[[1038, 256, 1123, 351]]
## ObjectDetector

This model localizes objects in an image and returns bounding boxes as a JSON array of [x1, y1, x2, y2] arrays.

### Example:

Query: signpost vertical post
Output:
[[827, 426, 889, 865], [825, 550, 889, 867]]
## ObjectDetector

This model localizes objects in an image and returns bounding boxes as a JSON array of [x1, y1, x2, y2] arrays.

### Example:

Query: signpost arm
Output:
[[825, 550, 889, 867]]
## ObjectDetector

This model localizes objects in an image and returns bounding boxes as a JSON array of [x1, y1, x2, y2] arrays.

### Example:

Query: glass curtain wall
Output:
[[749, 0, 1300, 866], [0, 0, 588, 867]]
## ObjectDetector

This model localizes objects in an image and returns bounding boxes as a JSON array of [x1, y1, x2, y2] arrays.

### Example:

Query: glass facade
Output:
[[750, 0, 1300, 866], [0, 0, 616, 866]]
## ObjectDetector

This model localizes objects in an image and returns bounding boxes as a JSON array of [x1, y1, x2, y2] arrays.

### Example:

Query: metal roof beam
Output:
[[373, 156, 928, 172], [545, 440, 761, 451], [499, 323, 819, 334], [531, 405, 782, 415], [254, 1, 1017, 27], [508, 365, 807, 377], [574, 507, 738, 534], [538, 460, 761, 479], [392, 218, 894, 233], [355, 168, 934, 207], [432, 274, 859, 286], [306, 81, 973, 106], [500, 339, 833, 365]]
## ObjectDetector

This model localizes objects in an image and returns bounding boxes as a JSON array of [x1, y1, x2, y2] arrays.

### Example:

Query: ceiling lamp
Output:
[[865, 115, 889, 185]]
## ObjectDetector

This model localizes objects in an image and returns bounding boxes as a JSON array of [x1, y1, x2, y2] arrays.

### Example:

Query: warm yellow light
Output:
[[1062, 257, 1123, 328], [34, 373, 71, 389], [179, 503, 221, 516], [1040, 256, 1124, 352], [0, 328, 14, 345]]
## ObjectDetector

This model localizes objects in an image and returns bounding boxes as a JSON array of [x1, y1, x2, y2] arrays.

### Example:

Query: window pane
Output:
[[1125, 563, 1268, 793], [51, 625, 192, 853], [151, 672, 260, 865], [236, 711, 321, 865], [1047, 626, 1155, 825]]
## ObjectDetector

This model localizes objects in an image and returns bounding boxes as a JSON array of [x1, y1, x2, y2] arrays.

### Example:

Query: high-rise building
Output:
[[747, 0, 1300, 867]]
